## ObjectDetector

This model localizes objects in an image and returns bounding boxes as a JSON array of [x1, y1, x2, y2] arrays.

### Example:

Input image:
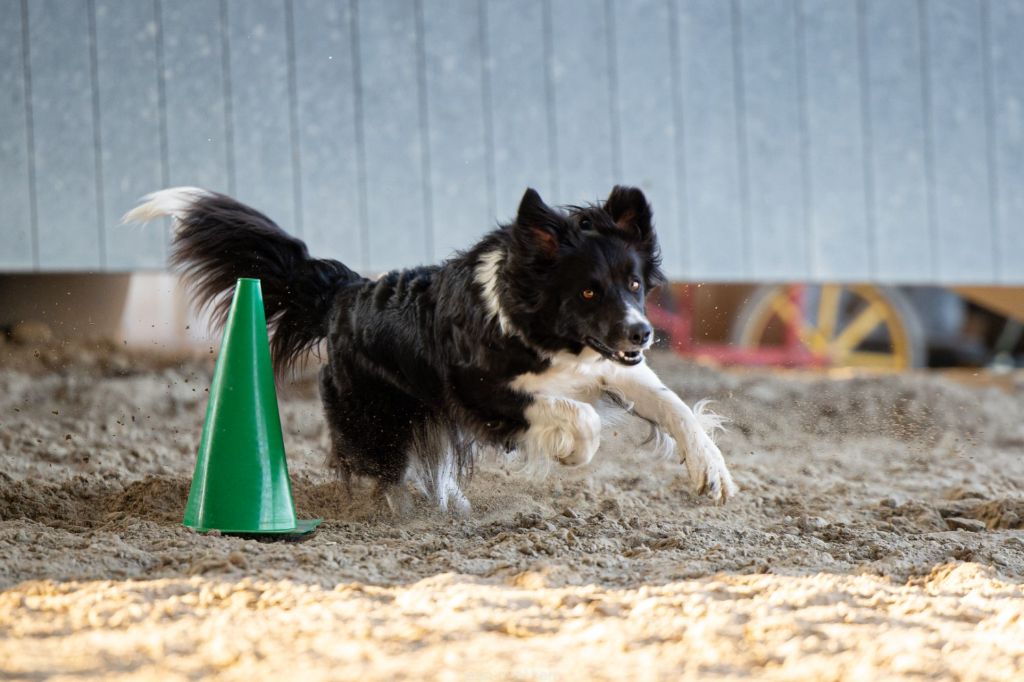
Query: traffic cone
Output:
[[183, 278, 321, 537]]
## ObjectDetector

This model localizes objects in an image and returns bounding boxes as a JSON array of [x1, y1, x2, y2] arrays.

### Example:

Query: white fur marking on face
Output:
[[474, 248, 515, 335], [624, 304, 654, 349], [624, 305, 647, 325], [121, 186, 212, 227]]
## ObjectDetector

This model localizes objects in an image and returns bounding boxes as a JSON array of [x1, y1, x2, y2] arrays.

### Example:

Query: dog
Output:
[[125, 185, 737, 514]]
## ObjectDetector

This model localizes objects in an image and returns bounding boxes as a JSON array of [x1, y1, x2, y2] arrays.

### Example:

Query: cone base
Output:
[[185, 518, 322, 539]]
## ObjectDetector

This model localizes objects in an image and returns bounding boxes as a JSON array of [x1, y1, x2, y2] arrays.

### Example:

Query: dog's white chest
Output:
[[509, 348, 618, 402]]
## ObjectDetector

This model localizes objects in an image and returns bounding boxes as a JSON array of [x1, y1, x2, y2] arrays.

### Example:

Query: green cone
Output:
[[183, 278, 321, 537]]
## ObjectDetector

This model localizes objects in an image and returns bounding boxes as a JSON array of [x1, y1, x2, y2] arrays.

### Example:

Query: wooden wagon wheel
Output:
[[730, 284, 926, 370]]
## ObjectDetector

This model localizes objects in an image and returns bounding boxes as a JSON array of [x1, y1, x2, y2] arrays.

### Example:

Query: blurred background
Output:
[[1, 0, 1022, 371]]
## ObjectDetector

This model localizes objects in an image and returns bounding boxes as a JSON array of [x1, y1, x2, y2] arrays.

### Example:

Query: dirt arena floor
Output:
[[1, 338, 1023, 680]]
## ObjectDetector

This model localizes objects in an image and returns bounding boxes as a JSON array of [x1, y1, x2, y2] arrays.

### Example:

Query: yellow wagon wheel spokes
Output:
[[738, 284, 914, 371], [824, 285, 910, 370], [765, 295, 820, 349], [816, 284, 842, 344]]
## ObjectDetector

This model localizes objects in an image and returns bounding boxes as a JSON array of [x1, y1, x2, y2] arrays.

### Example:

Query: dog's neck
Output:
[[471, 244, 585, 364], [473, 247, 517, 337]]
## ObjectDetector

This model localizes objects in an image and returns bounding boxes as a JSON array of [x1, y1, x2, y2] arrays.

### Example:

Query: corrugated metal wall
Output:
[[1, 0, 1022, 283]]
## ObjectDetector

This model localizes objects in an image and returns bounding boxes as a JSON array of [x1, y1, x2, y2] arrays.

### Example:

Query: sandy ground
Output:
[[1, 339, 1023, 680]]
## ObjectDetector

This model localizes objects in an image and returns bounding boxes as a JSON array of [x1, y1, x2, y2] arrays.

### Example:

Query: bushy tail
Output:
[[123, 187, 362, 375]]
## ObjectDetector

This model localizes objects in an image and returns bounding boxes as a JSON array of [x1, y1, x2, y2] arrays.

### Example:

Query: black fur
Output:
[[169, 197, 360, 375], [165, 186, 664, 504]]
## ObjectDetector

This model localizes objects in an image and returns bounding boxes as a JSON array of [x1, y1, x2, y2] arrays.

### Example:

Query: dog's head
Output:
[[504, 186, 666, 366]]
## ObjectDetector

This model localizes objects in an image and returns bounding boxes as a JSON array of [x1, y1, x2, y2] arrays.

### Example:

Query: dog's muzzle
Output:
[[585, 336, 645, 366]]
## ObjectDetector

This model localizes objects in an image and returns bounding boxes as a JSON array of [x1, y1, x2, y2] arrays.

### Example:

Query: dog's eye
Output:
[[628, 278, 641, 292], [581, 288, 596, 300], [580, 218, 592, 230]]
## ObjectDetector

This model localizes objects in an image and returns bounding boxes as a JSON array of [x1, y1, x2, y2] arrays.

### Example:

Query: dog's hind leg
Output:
[[317, 361, 418, 513], [405, 420, 472, 516], [319, 365, 353, 498], [372, 479, 414, 518]]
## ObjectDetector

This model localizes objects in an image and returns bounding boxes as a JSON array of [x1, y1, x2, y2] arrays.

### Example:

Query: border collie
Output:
[[125, 186, 737, 514]]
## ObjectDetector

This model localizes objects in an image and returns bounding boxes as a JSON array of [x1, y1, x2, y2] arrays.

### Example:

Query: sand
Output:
[[1, 340, 1023, 680]]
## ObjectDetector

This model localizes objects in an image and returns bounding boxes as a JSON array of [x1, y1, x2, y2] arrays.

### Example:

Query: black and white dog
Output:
[[125, 186, 736, 514]]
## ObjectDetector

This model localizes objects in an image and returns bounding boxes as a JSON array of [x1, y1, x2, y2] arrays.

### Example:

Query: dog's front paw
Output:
[[523, 398, 601, 466], [550, 400, 601, 466], [681, 431, 737, 503]]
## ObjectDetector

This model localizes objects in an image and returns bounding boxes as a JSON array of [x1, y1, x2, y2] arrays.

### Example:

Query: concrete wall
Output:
[[0, 273, 130, 340], [0, 273, 217, 348]]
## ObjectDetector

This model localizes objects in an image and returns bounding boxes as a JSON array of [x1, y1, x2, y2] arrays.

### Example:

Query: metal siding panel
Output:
[[28, 0, 102, 269], [925, 0, 995, 283], [423, 0, 490, 261], [738, 0, 806, 281], [676, 0, 745, 281], [612, 0, 685, 279], [226, 0, 297, 232], [358, 0, 429, 272], [550, 0, 615, 205], [0, 0, 34, 270], [7, 0, 1015, 286], [94, 0, 165, 270], [864, 0, 931, 283], [485, 0, 553, 220], [292, 0, 363, 266], [990, 0, 1024, 284], [801, 0, 870, 281], [160, 0, 230, 193]]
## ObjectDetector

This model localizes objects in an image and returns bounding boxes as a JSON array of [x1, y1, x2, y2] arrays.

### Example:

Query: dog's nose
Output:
[[627, 321, 652, 347]]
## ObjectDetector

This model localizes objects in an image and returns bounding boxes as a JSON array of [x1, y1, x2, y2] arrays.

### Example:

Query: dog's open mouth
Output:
[[586, 337, 644, 366]]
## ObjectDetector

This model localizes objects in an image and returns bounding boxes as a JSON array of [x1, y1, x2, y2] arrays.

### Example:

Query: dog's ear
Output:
[[515, 188, 565, 255], [603, 185, 653, 242], [604, 185, 666, 288]]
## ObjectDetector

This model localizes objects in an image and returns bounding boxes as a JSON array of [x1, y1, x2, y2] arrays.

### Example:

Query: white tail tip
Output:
[[121, 186, 212, 225]]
